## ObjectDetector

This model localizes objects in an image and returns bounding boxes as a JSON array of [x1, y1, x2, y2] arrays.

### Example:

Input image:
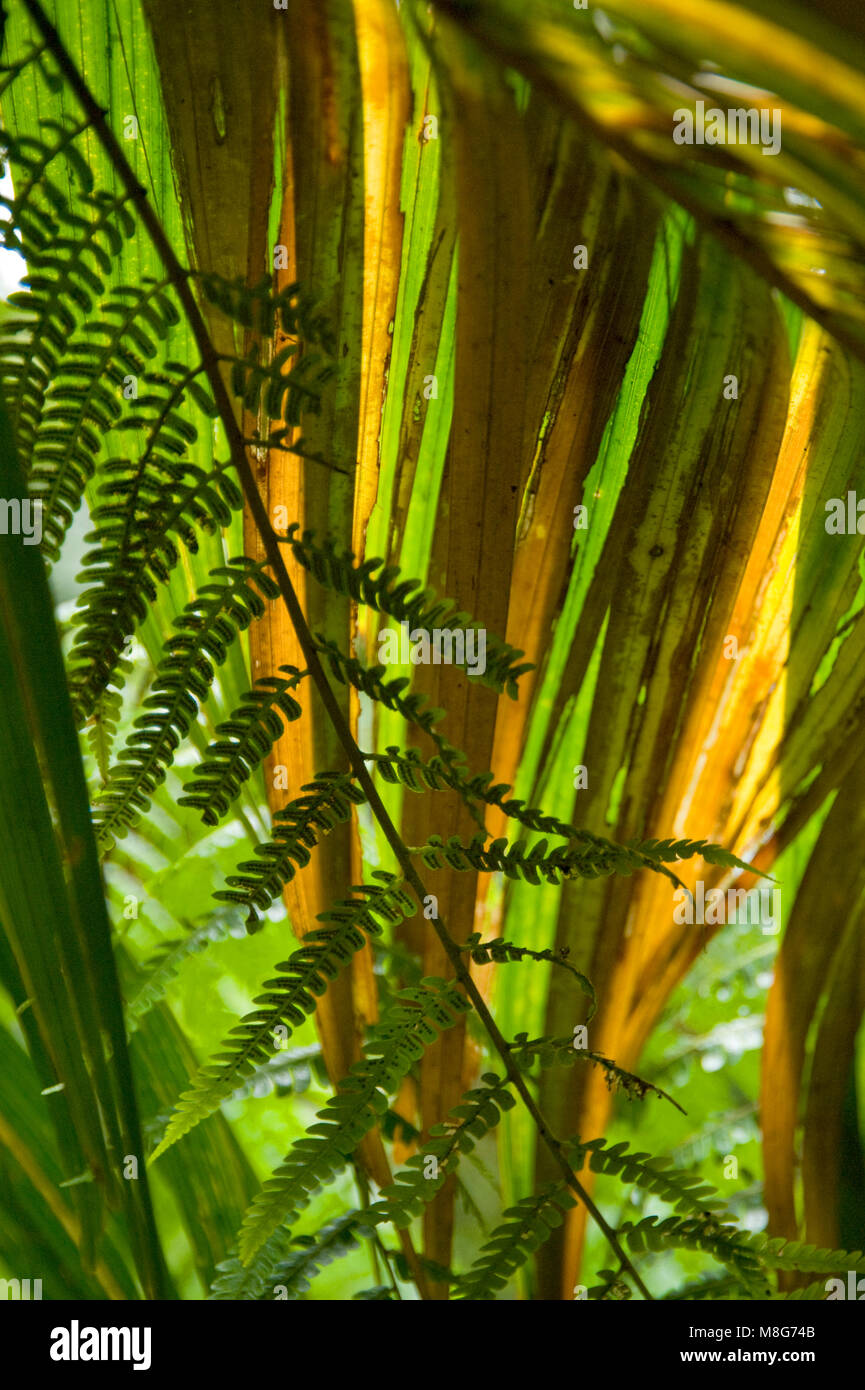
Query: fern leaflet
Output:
[[213, 771, 366, 924], [237, 977, 471, 1264], [209, 1211, 374, 1301], [454, 1184, 576, 1300], [371, 1072, 516, 1229], [282, 525, 533, 698], [178, 665, 307, 825], [510, 1034, 684, 1112], [93, 559, 278, 849], [151, 873, 416, 1159], [620, 1215, 769, 1296], [567, 1137, 726, 1217], [458, 934, 596, 1019]]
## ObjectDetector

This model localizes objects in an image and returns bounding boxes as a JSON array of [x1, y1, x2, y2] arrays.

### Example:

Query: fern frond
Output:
[[374, 747, 721, 889], [68, 451, 244, 721], [222, 341, 332, 427], [206, 1228, 293, 1302], [670, 1104, 758, 1169], [369, 746, 668, 858], [29, 276, 181, 560], [178, 665, 307, 825], [126, 909, 248, 1035], [226, 1044, 326, 1104], [84, 652, 132, 782], [213, 771, 366, 923], [620, 1215, 769, 1296], [410, 831, 683, 888], [370, 1072, 516, 1229], [458, 934, 596, 1020], [195, 272, 334, 434], [5, 188, 136, 427], [392, 1252, 457, 1288], [313, 639, 449, 739], [743, 1233, 865, 1276], [371, 745, 593, 837], [0, 120, 139, 453], [0, 116, 93, 228], [567, 1138, 726, 1217], [151, 873, 416, 1159], [586, 1268, 633, 1300], [626, 835, 760, 878], [237, 977, 471, 1264], [199, 271, 335, 351], [270, 1215, 378, 1300], [454, 1183, 577, 1300], [0, 116, 206, 574], [209, 1211, 375, 1301], [773, 1279, 837, 1301], [510, 1034, 684, 1112], [282, 526, 533, 698], [0, 116, 224, 581], [369, 748, 768, 895], [368, 740, 488, 832], [93, 559, 279, 850]]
